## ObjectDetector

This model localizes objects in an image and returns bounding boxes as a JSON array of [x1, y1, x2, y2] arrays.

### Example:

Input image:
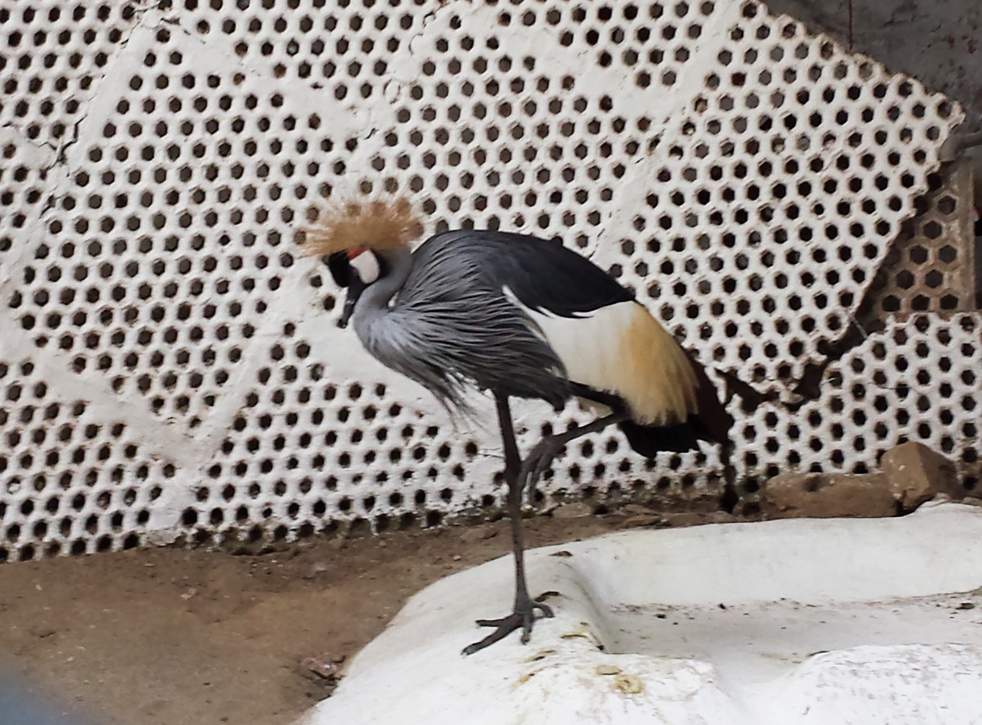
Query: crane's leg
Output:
[[522, 409, 631, 507], [462, 401, 630, 656], [462, 395, 553, 656]]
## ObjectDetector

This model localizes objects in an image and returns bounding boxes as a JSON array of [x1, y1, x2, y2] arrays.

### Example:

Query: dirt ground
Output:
[[0, 508, 731, 725]]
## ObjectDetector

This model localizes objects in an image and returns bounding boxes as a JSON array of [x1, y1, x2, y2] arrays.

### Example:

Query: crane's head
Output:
[[329, 246, 384, 327], [300, 195, 423, 327]]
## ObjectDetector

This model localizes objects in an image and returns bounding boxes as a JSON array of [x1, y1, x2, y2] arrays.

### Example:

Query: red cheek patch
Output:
[[347, 247, 366, 260]]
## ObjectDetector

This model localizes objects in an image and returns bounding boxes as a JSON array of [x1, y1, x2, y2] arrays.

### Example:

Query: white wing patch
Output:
[[503, 287, 699, 425], [518, 297, 638, 395]]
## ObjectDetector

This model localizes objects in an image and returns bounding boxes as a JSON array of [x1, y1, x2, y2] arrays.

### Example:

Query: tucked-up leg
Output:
[[524, 409, 630, 507]]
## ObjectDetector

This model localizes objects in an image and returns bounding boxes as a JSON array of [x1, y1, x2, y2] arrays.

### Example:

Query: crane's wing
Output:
[[374, 230, 731, 451], [426, 230, 637, 317], [456, 229, 732, 449]]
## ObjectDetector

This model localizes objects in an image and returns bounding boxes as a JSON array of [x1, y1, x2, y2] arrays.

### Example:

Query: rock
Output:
[[459, 524, 499, 544], [622, 514, 661, 528], [880, 442, 963, 512], [620, 510, 734, 529], [300, 503, 982, 725], [761, 472, 897, 519], [661, 511, 718, 528], [761, 444, 964, 519], [552, 502, 594, 519]]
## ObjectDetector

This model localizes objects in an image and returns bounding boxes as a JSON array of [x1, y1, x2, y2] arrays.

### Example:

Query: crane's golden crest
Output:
[[300, 195, 424, 257]]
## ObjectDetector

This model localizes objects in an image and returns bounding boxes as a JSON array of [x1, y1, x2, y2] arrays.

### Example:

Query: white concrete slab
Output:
[[298, 501, 982, 725]]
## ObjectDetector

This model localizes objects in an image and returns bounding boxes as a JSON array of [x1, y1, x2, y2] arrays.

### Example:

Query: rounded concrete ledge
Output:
[[299, 502, 982, 725]]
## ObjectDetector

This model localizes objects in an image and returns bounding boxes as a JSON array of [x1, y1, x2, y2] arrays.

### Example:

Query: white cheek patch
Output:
[[350, 251, 380, 284]]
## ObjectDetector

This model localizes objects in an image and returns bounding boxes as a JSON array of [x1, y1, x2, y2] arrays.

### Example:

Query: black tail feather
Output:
[[618, 420, 702, 457], [684, 350, 734, 447], [570, 358, 733, 460]]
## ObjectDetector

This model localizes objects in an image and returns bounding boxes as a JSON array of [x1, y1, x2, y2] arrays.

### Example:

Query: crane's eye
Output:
[[349, 249, 380, 284]]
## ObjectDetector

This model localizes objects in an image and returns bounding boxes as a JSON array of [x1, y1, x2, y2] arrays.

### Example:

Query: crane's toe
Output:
[[461, 598, 554, 656]]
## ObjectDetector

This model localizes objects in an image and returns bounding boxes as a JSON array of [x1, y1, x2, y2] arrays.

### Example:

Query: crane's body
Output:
[[348, 231, 730, 454], [303, 197, 733, 655]]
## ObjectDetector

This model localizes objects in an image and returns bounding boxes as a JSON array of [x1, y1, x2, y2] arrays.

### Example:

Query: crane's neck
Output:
[[351, 248, 413, 340]]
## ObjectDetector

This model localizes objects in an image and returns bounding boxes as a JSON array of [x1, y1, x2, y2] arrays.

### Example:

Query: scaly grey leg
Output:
[[462, 395, 553, 656], [463, 403, 629, 655]]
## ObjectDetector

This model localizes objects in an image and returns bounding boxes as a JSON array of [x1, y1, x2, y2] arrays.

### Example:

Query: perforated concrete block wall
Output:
[[0, 0, 979, 561]]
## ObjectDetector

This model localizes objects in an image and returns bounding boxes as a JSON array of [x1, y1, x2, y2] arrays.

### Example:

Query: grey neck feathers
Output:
[[351, 248, 413, 340]]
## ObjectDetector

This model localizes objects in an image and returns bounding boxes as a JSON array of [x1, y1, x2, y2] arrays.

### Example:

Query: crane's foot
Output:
[[461, 597, 554, 656]]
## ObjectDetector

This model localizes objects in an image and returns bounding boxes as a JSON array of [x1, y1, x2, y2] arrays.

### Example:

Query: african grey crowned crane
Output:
[[301, 197, 733, 655]]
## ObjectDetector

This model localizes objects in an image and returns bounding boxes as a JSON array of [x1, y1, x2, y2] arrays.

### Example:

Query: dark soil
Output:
[[0, 508, 730, 725]]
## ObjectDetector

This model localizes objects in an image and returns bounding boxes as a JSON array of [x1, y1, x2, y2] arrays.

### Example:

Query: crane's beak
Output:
[[338, 278, 364, 329], [326, 251, 360, 329]]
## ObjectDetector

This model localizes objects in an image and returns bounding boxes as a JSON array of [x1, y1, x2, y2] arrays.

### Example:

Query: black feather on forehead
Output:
[[327, 252, 351, 288]]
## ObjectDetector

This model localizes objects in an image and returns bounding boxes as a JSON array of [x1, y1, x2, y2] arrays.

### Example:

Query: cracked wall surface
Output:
[[0, 0, 979, 561]]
